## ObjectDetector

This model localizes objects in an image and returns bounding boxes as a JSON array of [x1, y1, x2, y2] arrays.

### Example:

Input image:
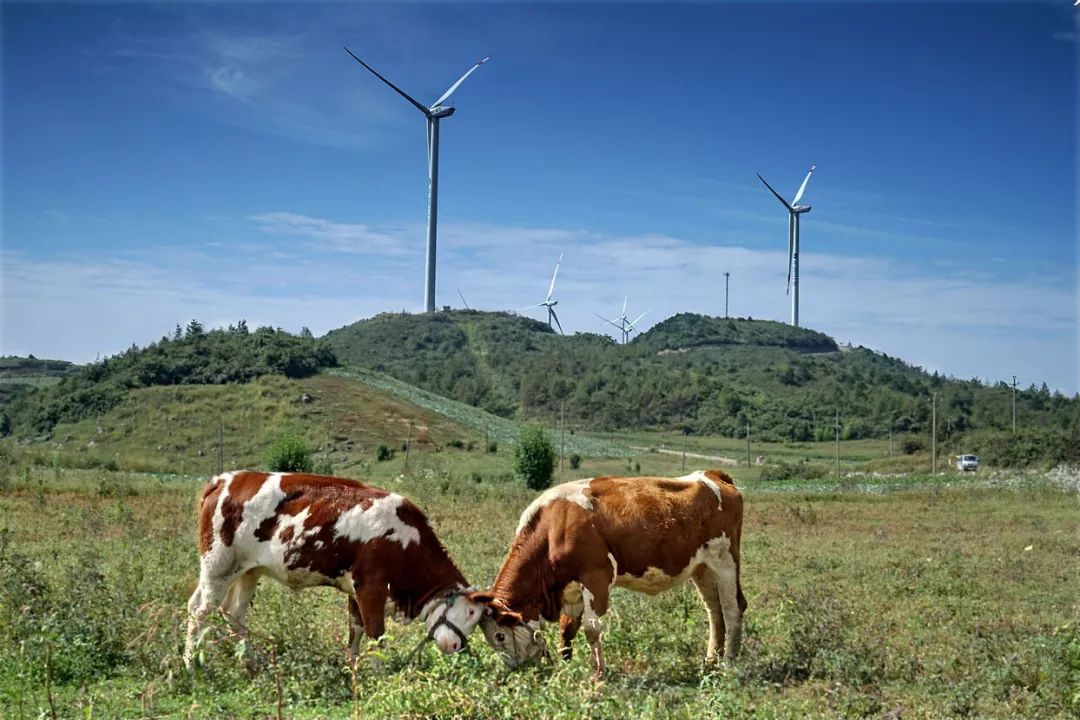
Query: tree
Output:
[[513, 425, 556, 490]]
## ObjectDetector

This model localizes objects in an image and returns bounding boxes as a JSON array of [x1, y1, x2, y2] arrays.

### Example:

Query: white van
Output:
[[956, 454, 980, 472]]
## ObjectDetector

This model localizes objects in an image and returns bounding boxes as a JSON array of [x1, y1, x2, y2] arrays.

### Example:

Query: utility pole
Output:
[[931, 393, 937, 474], [723, 272, 731, 318], [681, 430, 688, 472], [1012, 375, 1018, 433], [559, 402, 566, 477], [745, 422, 751, 468], [834, 411, 841, 478]]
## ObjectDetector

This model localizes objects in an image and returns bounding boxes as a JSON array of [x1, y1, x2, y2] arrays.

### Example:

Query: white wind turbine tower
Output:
[[524, 254, 565, 333], [595, 295, 648, 344], [756, 164, 816, 327], [345, 48, 489, 314]]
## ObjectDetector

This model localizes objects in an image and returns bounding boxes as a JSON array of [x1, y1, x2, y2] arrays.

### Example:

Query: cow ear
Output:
[[467, 590, 495, 605], [498, 610, 524, 627]]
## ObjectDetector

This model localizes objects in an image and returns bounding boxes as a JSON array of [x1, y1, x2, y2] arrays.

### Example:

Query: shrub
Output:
[[265, 433, 313, 472], [760, 460, 829, 482], [486, 440, 498, 454], [513, 425, 556, 490], [901, 437, 925, 455], [569, 453, 582, 470], [376, 444, 394, 462]]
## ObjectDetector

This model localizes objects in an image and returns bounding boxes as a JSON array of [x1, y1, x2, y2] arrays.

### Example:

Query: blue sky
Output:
[[2, 2, 1077, 394]]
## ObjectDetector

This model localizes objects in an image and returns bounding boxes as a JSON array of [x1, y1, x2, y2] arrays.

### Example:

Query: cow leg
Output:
[[184, 562, 242, 670], [709, 554, 743, 661], [346, 596, 365, 660], [559, 582, 585, 661], [221, 570, 261, 673], [690, 566, 724, 663], [353, 581, 389, 670], [579, 569, 613, 681]]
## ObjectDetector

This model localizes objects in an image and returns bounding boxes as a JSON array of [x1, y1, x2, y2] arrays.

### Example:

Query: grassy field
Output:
[[1, 449, 1077, 719]]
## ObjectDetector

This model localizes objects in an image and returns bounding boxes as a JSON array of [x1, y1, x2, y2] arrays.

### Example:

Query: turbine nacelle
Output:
[[793, 205, 812, 214], [429, 106, 456, 118]]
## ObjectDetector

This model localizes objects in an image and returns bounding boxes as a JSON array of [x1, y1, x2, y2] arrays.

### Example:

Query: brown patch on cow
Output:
[[217, 472, 268, 547]]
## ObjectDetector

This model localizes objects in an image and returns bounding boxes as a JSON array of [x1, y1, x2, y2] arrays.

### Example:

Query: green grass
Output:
[[1, 449, 1077, 719]]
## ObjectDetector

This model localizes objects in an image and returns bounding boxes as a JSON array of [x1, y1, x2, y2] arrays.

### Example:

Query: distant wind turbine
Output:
[[756, 164, 816, 327], [523, 254, 565, 333], [345, 48, 489, 314], [595, 295, 648, 344]]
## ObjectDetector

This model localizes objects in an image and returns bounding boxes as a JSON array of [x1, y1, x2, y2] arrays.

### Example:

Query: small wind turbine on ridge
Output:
[[522, 254, 565, 333], [595, 294, 648, 344]]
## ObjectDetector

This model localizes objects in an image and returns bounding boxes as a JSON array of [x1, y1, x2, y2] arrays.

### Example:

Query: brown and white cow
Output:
[[475, 470, 746, 678], [183, 471, 487, 670]]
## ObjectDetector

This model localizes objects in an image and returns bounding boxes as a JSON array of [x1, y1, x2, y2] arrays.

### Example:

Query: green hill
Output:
[[325, 311, 1080, 447]]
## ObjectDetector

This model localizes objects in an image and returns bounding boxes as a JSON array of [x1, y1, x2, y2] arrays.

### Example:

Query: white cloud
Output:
[[1, 215, 1076, 395]]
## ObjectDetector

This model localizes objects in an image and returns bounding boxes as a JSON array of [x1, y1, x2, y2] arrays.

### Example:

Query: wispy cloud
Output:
[[2, 215, 1076, 394]]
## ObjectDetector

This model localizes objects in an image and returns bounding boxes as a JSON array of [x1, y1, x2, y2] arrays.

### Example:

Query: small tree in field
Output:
[[514, 425, 556, 491], [266, 433, 313, 473]]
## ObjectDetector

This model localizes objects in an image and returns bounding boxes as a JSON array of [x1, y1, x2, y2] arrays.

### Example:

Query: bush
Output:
[[569, 453, 582, 470], [376, 444, 394, 462], [759, 460, 829, 482], [901, 437, 925, 455], [486, 440, 498, 454], [513, 425, 556, 491], [265, 433, 313, 472]]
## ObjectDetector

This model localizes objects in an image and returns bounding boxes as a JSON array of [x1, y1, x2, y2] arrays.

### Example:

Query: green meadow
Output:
[[1, 452, 1077, 719]]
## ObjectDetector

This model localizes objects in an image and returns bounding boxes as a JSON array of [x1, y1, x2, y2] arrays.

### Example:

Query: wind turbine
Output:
[[595, 295, 648, 344], [345, 48, 489, 314], [756, 164, 816, 327], [524, 254, 565, 333]]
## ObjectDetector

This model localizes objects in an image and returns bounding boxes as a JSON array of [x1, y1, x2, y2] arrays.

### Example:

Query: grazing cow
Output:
[[183, 471, 487, 670], [475, 470, 746, 678]]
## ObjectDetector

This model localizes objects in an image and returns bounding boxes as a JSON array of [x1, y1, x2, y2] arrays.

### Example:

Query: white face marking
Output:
[[427, 592, 485, 654], [481, 618, 546, 668], [675, 470, 724, 506], [562, 581, 584, 620], [516, 478, 594, 533], [332, 494, 421, 549]]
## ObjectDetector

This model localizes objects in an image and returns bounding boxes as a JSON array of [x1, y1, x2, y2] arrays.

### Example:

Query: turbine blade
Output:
[[787, 214, 794, 295], [344, 47, 430, 116], [551, 309, 565, 335], [431, 56, 490, 109], [546, 254, 562, 302], [792, 164, 816, 206], [594, 312, 623, 330], [621, 295, 628, 317], [457, 288, 470, 310], [757, 173, 794, 211], [519, 302, 546, 311], [630, 311, 648, 327]]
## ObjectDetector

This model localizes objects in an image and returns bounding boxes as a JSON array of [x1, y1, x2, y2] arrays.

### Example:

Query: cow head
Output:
[[471, 593, 548, 668], [425, 589, 488, 654]]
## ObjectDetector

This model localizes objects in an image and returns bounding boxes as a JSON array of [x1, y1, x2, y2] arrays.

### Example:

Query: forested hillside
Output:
[[3, 321, 336, 436], [325, 311, 1080, 448]]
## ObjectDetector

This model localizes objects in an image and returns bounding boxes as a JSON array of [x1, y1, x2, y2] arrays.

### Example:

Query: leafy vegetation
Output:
[[265, 432, 314, 473], [0, 455, 1076, 719], [5, 322, 336, 437], [325, 312, 1080, 461], [513, 425, 556, 490]]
